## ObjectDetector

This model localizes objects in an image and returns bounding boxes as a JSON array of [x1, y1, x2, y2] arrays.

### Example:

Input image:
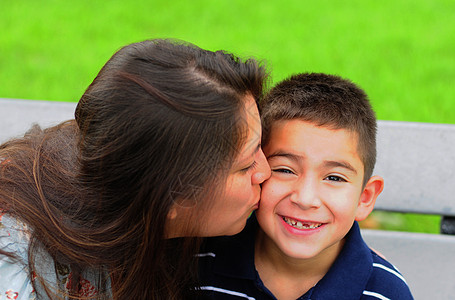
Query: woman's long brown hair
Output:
[[0, 39, 266, 299]]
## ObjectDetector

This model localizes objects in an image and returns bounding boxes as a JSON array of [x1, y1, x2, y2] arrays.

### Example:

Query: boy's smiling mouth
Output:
[[282, 216, 323, 230]]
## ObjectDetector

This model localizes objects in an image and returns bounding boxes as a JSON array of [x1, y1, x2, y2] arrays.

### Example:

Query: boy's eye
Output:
[[325, 175, 346, 182], [272, 168, 294, 175]]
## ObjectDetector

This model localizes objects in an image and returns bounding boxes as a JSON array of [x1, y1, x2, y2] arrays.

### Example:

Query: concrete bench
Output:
[[0, 98, 76, 143], [1, 98, 454, 299], [362, 120, 455, 299]]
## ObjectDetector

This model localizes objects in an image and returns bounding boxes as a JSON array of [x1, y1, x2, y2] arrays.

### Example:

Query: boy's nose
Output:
[[290, 179, 322, 209], [252, 148, 271, 184]]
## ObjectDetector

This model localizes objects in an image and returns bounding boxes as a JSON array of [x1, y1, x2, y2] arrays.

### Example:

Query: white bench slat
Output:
[[1, 99, 454, 218], [0, 98, 76, 143], [362, 229, 455, 299], [374, 120, 455, 216]]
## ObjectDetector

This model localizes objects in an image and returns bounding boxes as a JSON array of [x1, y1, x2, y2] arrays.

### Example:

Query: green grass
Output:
[[360, 211, 441, 233], [1, 0, 454, 233]]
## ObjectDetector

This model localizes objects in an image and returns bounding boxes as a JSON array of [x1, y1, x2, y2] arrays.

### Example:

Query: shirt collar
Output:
[[210, 217, 373, 299], [308, 221, 373, 299]]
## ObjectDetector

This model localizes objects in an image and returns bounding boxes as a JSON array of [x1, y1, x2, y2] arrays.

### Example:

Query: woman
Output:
[[0, 39, 270, 299]]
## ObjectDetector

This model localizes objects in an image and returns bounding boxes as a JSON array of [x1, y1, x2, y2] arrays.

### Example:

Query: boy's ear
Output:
[[355, 175, 384, 221]]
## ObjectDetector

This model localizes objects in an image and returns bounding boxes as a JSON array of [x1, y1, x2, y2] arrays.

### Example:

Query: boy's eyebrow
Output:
[[323, 160, 358, 175], [266, 152, 301, 163], [267, 152, 358, 175]]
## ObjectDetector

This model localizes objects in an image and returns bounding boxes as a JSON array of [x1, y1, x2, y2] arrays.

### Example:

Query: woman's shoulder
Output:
[[1, 213, 106, 298], [0, 212, 32, 258], [0, 212, 36, 299]]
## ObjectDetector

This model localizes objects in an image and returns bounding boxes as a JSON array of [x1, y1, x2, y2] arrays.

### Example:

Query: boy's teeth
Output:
[[283, 217, 322, 229]]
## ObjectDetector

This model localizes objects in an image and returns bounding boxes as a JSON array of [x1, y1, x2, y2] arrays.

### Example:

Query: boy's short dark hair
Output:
[[260, 73, 377, 184]]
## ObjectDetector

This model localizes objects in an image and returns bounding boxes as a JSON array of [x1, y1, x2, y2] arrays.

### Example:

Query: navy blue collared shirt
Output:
[[196, 215, 413, 300]]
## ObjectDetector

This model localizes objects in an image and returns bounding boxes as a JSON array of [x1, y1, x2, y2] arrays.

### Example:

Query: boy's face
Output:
[[257, 119, 376, 261]]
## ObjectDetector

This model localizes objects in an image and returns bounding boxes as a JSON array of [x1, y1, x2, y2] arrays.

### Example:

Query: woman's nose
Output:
[[252, 148, 271, 184]]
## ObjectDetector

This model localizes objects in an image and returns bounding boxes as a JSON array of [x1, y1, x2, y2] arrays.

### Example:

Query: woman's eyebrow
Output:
[[238, 142, 261, 165], [248, 142, 261, 159]]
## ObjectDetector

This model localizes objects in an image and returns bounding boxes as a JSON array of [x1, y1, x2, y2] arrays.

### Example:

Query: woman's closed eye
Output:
[[240, 161, 258, 173]]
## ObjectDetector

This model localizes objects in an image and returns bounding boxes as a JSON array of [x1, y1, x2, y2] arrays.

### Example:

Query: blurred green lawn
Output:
[[1, 0, 454, 233]]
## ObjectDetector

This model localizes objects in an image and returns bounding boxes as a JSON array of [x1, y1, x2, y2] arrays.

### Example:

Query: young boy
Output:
[[197, 73, 414, 299]]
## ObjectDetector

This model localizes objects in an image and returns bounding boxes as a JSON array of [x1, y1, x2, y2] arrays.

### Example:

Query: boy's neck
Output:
[[254, 228, 345, 300]]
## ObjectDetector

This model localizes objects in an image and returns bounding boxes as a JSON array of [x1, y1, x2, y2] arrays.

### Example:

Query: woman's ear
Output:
[[166, 201, 195, 238], [165, 205, 180, 239], [167, 206, 178, 220], [355, 175, 384, 221]]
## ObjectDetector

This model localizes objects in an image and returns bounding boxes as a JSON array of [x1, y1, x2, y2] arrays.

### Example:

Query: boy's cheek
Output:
[[324, 191, 363, 218], [260, 178, 277, 198], [260, 179, 286, 206]]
